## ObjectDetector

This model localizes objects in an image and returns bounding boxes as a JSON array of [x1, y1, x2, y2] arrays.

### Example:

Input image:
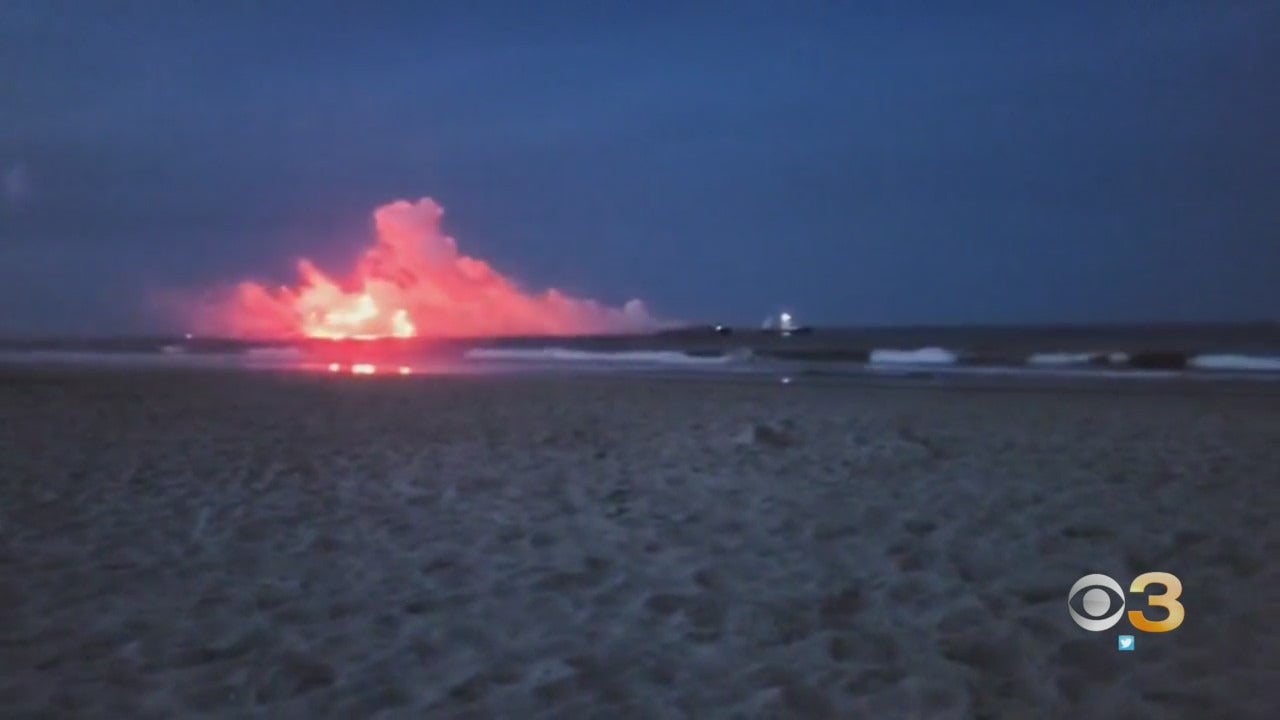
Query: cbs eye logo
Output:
[[1067, 572, 1184, 633]]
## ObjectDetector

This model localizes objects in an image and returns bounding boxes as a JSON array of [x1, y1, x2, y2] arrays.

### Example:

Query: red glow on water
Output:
[[191, 198, 652, 340], [321, 361, 413, 377]]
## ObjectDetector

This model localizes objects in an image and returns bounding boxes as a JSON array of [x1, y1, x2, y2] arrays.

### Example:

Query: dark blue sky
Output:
[[2, 1, 1276, 333]]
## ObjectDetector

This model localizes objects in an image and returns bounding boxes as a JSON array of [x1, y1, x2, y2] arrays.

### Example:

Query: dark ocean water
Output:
[[1, 323, 1279, 379]]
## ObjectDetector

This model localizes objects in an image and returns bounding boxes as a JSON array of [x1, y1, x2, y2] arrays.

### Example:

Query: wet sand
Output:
[[1, 369, 1277, 718]]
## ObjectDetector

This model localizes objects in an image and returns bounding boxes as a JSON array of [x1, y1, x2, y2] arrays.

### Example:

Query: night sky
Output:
[[2, 1, 1276, 334]]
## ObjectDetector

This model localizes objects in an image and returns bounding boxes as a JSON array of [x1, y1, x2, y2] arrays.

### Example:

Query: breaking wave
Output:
[[1189, 354, 1280, 372], [464, 347, 735, 367], [1027, 352, 1100, 366], [3, 333, 1280, 381], [869, 347, 958, 365]]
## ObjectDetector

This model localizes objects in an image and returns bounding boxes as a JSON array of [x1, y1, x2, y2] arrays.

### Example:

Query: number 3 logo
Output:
[[1127, 572, 1185, 632]]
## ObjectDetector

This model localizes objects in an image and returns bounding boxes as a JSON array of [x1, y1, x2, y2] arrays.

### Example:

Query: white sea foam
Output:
[[464, 347, 731, 366], [881, 364, 1180, 380], [868, 347, 957, 365], [1188, 354, 1280, 372], [1027, 352, 1098, 366]]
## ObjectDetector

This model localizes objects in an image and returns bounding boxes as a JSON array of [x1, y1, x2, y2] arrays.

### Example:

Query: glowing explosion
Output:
[[192, 198, 653, 339]]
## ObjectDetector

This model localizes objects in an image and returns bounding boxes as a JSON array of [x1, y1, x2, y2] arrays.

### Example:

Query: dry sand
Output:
[[1, 369, 1277, 719]]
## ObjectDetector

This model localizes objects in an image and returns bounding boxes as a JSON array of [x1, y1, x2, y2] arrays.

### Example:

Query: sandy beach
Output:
[[1, 368, 1277, 719]]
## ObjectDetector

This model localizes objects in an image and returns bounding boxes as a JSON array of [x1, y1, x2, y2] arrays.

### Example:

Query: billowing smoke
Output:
[[190, 197, 654, 339]]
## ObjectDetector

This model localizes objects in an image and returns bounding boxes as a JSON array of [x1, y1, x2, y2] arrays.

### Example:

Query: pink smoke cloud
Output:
[[189, 197, 655, 339]]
